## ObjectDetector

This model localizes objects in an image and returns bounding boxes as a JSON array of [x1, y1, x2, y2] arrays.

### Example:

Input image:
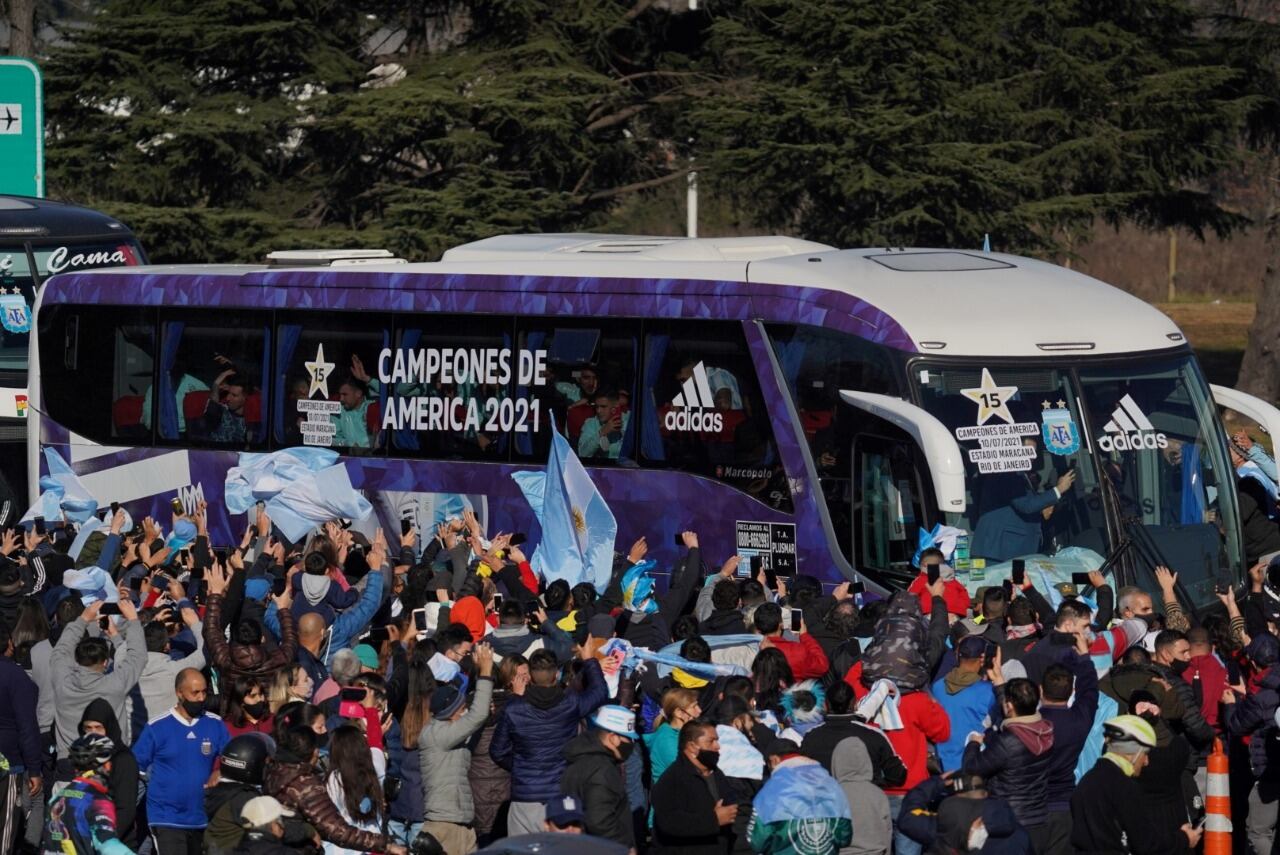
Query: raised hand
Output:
[[206, 561, 229, 597], [627, 537, 648, 565]]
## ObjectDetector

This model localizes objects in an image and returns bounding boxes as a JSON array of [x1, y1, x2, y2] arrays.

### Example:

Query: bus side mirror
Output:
[[840, 390, 967, 514], [1210, 385, 1280, 449]]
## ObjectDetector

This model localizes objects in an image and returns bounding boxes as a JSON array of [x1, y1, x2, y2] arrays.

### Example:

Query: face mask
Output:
[[314, 731, 330, 750], [968, 824, 989, 851], [243, 700, 269, 720], [1170, 659, 1191, 676], [615, 739, 634, 762], [697, 749, 720, 771], [181, 699, 205, 719]]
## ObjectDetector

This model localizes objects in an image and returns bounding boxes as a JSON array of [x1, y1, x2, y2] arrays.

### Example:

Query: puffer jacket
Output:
[[489, 658, 607, 802], [559, 730, 634, 849], [388, 739, 423, 826], [419, 676, 494, 824], [962, 713, 1055, 829], [264, 756, 388, 852], [205, 593, 297, 681], [1227, 666, 1280, 778]]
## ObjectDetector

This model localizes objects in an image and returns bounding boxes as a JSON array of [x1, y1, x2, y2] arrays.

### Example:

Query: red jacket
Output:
[[844, 661, 951, 795], [907, 573, 971, 617], [769, 633, 830, 681], [1189, 653, 1228, 731]]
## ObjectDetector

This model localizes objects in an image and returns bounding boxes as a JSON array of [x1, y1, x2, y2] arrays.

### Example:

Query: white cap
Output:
[[590, 704, 638, 738], [240, 795, 295, 829]]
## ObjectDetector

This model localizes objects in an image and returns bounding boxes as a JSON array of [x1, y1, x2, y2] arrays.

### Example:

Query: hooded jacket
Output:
[[264, 754, 388, 853], [490, 658, 608, 803], [834, 739, 892, 855], [962, 714, 1055, 829], [50, 616, 147, 757], [559, 730, 634, 849], [799, 712, 908, 790], [137, 620, 205, 722], [204, 593, 297, 681], [78, 697, 140, 848], [931, 669, 996, 773]]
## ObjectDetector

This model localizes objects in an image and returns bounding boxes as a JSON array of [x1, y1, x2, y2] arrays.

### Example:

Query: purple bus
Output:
[[28, 234, 1280, 607]]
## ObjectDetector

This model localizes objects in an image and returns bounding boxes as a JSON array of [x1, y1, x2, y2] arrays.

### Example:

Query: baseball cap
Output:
[[240, 795, 295, 829], [956, 635, 987, 660], [588, 613, 616, 640], [353, 644, 379, 670], [544, 794, 585, 826], [590, 704, 638, 739], [430, 685, 465, 720]]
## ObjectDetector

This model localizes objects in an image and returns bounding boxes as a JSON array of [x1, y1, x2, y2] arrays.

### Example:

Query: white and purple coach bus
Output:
[[25, 234, 1280, 608]]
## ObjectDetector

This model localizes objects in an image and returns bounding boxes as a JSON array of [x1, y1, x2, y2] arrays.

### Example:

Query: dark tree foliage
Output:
[[691, 0, 1256, 252]]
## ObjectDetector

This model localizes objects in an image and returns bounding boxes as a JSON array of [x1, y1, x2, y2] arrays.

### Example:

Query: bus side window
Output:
[[275, 314, 389, 454], [511, 320, 639, 464], [641, 320, 792, 511], [155, 310, 270, 449], [39, 305, 156, 445], [388, 316, 517, 462]]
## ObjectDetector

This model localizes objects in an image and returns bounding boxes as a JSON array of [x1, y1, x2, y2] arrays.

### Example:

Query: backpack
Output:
[[860, 591, 930, 692]]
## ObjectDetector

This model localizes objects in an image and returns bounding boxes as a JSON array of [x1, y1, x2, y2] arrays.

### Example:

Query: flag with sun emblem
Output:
[[512, 414, 617, 590]]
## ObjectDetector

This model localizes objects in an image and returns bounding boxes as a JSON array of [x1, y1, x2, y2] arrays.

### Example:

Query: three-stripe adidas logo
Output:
[[1097, 394, 1168, 452], [665, 361, 725, 432]]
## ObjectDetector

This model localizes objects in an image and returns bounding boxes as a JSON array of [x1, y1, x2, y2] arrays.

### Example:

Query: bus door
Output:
[[851, 431, 931, 585]]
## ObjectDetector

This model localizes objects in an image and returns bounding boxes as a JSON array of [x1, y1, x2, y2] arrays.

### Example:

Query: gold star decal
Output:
[[961, 368, 1018, 426]]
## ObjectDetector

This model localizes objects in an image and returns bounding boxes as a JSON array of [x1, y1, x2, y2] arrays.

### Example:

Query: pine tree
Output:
[[43, 0, 367, 260], [691, 0, 1254, 252], [306, 0, 708, 259]]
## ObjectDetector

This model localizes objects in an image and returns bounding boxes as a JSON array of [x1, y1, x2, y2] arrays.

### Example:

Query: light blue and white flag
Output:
[[512, 414, 617, 590], [225, 447, 372, 544], [22, 448, 98, 525]]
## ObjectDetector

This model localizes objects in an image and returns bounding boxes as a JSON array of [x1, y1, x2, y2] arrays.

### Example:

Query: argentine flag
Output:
[[512, 415, 617, 590]]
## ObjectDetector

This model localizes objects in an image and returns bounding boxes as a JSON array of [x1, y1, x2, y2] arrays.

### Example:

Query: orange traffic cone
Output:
[[1205, 738, 1232, 855]]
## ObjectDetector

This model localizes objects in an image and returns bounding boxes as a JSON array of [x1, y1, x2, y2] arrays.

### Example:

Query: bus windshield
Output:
[[914, 354, 1239, 609], [0, 240, 144, 373]]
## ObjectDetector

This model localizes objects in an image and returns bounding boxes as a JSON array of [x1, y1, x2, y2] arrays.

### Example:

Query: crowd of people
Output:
[[2, 493, 1280, 855]]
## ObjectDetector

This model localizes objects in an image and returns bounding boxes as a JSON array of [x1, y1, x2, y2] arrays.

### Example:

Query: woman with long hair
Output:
[[386, 647, 437, 847], [11, 598, 49, 670], [752, 647, 795, 723], [324, 724, 386, 855], [223, 674, 274, 738], [642, 686, 702, 789]]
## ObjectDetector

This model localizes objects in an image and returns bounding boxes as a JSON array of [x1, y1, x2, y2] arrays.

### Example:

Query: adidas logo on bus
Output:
[[665, 361, 724, 433], [1097, 394, 1168, 452]]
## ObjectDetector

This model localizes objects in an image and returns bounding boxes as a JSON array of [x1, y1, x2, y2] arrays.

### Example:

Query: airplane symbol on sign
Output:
[[0, 105, 19, 134]]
